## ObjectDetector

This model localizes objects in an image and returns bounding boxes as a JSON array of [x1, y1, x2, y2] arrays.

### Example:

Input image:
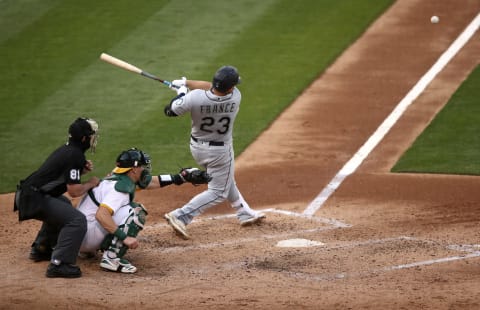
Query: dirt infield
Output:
[[1, 1, 480, 309]]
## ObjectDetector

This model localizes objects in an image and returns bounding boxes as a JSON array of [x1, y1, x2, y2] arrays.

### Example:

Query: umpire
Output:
[[14, 117, 100, 278]]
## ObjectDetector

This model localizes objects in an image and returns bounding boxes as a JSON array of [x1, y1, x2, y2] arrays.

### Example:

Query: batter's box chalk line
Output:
[[146, 208, 350, 230], [144, 209, 350, 254], [280, 236, 480, 282], [202, 208, 351, 228], [151, 224, 344, 254]]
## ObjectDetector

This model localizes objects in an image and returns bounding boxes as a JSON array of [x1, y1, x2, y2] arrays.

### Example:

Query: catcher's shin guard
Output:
[[101, 203, 147, 258]]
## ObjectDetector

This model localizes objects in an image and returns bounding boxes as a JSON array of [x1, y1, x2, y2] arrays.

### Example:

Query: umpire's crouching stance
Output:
[[14, 117, 100, 278]]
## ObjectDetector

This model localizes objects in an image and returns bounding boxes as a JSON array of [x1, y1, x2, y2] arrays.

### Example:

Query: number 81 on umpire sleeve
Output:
[[70, 169, 81, 181]]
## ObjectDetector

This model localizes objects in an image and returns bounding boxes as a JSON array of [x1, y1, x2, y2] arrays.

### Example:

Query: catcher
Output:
[[76, 147, 211, 273]]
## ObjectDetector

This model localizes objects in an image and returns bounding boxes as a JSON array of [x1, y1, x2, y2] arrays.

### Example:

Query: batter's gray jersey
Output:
[[166, 84, 263, 227], [171, 87, 241, 143]]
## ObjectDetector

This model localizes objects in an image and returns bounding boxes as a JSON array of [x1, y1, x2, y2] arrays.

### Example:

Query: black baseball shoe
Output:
[[46, 263, 82, 278], [29, 247, 52, 262]]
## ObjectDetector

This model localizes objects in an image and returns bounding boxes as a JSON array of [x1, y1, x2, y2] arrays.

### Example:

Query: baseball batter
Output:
[[163, 65, 265, 239]]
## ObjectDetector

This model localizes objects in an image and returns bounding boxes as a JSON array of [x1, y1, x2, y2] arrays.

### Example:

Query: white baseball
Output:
[[431, 16, 439, 24]]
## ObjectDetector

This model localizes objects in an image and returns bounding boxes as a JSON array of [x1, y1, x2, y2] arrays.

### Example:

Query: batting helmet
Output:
[[113, 148, 151, 174], [68, 117, 99, 152], [212, 65, 241, 93]]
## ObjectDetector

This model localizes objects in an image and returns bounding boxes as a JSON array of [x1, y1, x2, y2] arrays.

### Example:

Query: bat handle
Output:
[[140, 71, 179, 88], [164, 81, 180, 89]]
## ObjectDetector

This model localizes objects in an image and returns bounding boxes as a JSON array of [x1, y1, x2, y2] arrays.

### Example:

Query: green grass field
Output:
[[1, 0, 478, 195], [0, 0, 394, 193], [392, 65, 480, 175]]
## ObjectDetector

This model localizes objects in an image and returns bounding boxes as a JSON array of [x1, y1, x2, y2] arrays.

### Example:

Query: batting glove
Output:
[[176, 85, 189, 96], [170, 77, 187, 89]]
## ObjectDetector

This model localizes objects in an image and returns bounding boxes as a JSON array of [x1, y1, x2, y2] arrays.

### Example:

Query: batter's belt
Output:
[[191, 135, 224, 146]]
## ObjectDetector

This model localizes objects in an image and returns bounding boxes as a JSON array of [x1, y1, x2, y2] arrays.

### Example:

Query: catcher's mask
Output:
[[68, 117, 99, 153], [212, 65, 241, 93], [113, 148, 151, 174]]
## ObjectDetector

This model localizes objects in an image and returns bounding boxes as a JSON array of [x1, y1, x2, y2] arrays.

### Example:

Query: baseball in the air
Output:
[[431, 15, 439, 24]]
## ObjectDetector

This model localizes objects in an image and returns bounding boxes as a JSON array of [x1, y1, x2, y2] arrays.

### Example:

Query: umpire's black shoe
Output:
[[46, 263, 82, 278], [29, 247, 52, 262]]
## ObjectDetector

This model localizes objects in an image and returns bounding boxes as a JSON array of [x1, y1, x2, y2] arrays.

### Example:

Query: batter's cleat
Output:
[[238, 211, 266, 226], [29, 247, 52, 262], [46, 263, 82, 278], [100, 257, 137, 274], [164, 212, 190, 240]]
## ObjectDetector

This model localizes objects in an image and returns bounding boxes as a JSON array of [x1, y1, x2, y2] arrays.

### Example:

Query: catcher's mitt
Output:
[[179, 168, 212, 185]]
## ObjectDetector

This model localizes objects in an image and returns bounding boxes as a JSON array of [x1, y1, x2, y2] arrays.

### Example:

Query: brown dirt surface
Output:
[[2, 1, 480, 309]]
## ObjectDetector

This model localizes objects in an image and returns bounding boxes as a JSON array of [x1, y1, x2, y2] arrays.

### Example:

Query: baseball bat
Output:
[[100, 53, 177, 88]]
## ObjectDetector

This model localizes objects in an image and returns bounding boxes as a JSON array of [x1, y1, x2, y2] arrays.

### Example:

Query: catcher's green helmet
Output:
[[113, 148, 151, 174]]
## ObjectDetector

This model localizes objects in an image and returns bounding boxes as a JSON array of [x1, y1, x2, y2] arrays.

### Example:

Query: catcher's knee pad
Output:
[[129, 202, 148, 231], [101, 203, 148, 258]]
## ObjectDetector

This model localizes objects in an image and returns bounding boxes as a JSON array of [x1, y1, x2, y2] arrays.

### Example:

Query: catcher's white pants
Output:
[[79, 206, 130, 253]]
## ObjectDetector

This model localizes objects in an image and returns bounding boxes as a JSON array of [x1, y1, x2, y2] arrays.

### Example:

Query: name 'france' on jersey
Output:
[[171, 87, 241, 143]]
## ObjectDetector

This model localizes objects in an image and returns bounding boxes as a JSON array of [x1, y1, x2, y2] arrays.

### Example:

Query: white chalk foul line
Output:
[[303, 13, 480, 216]]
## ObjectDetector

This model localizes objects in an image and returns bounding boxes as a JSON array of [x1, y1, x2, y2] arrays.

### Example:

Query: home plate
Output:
[[276, 238, 325, 248]]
